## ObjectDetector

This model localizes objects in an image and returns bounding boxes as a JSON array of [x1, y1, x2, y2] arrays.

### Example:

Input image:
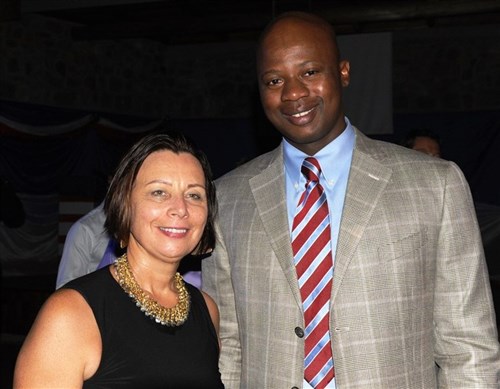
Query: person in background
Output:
[[202, 11, 499, 388], [402, 128, 441, 158], [14, 133, 224, 388], [56, 201, 118, 289]]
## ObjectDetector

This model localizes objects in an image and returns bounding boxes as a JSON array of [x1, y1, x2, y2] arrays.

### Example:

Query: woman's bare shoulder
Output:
[[13, 288, 101, 388]]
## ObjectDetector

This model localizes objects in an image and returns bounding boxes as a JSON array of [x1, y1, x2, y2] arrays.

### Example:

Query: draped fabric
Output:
[[0, 193, 59, 275], [0, 100, 161, 275], [0, 100, 162, 195]]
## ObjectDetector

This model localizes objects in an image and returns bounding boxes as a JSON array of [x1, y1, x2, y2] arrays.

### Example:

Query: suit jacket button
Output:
[[292, 387, 300, 389], [294, 326, 304, 338]]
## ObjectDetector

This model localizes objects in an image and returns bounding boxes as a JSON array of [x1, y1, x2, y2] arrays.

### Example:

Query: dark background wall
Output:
[[1, 14, 499, 198], [2, 15, 500, 118]]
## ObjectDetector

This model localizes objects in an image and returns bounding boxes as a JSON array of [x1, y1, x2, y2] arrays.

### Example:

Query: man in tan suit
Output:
[[202, 11, 500, 388]]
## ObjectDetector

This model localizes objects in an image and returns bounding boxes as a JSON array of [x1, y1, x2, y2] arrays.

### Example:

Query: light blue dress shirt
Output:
[[283, 117, 355, 389]]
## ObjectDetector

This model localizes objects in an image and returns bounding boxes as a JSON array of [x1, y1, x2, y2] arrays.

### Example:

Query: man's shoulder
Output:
[[65, 203, 108, 244], [358, 132, 449, 167], [74, 203, 106, 228], [216, 147, 279, 186], [354, 132, 460, 188]]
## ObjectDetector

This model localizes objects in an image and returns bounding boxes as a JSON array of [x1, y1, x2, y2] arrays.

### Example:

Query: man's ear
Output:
[[339, 60, 350, 87]]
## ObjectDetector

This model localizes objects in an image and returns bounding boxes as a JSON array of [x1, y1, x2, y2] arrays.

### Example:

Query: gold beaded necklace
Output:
[[114, 254, 190, 326]]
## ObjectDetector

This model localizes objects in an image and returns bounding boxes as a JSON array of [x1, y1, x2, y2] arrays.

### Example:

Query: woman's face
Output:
[[128, 150, 208, 263]]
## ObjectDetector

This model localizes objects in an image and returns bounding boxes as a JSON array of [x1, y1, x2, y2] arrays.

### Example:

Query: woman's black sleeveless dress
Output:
[[64, 267, 224, 389]]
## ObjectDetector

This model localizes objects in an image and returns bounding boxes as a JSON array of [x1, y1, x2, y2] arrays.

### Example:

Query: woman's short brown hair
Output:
[[104, 132, 217, 255]]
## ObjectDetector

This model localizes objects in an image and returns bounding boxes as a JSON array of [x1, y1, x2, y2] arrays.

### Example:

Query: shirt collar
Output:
[[283, 117, 355, 187]]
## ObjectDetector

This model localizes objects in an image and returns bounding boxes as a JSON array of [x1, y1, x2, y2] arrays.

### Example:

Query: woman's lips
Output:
[[159, 227, 188, 237]]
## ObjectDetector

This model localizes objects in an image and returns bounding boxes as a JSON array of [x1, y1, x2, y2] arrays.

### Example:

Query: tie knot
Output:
[[301, 157, 321, 182]]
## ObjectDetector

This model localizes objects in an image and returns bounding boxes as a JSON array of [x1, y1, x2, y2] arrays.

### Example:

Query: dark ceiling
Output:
[[20, 0, 500, 45]]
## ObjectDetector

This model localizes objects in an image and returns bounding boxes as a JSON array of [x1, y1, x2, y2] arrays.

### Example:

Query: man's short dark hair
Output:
[[401, 128, 441, 149]]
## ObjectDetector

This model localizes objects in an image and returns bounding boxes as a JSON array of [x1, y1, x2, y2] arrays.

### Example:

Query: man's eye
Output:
[[266, 78, 282, 87], [304, 70, 318, 77]]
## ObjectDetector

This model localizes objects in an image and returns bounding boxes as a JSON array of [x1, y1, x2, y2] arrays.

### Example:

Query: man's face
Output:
[[413, 136, 441, 158], [257, 18, 350, 155]]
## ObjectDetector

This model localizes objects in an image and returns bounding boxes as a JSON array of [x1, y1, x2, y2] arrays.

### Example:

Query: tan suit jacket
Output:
[[202, 128, 500, 388]]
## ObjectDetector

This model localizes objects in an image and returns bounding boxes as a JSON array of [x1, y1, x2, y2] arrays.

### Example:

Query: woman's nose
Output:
[[168, 196, 188, 218]]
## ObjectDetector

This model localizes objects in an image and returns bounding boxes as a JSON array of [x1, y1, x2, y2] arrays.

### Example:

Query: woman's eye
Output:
[[187, 193, 202, 200], [152, 190, 165, 197]]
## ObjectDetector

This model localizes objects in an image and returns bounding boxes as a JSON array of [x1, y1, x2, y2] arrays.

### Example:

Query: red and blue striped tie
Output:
[[292, 157, 334, 388]]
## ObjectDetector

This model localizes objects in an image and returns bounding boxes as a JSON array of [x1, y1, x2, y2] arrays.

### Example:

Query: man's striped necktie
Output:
[[292, 157, 334, 388]]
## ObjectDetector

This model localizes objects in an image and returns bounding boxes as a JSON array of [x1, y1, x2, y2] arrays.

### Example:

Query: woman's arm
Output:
[[13, 288, 101, 388]]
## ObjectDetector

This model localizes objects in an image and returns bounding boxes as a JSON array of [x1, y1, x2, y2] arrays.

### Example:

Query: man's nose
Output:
[[281, 78, 309, 101]]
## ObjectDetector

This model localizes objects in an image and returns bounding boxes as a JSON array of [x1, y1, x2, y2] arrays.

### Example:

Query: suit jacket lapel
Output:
[[247, 131, 394, 308], [331, 130, 393, 305], [249, 147, 303, 308]]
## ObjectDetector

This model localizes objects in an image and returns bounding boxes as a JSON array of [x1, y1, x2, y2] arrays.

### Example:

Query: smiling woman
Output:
[[13, 132, 224, 389], [118, 149, 210, 265]]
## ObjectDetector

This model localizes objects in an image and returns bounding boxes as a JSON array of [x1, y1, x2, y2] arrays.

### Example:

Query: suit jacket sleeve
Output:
[[433, 162, 499, 387], [202, 221, 242, 388]]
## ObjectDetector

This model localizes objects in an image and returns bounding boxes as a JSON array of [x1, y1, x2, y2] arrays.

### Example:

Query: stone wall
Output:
[[1, 14, 499, 119]]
